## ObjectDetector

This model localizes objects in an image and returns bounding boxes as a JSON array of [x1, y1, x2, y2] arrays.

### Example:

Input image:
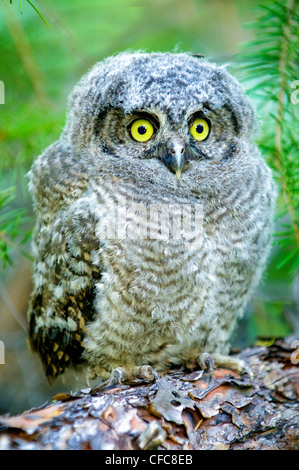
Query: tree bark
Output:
[[0, 337, 298, 450]]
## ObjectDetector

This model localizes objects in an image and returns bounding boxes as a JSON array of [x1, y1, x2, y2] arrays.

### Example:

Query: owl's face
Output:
[[97, 104, 235, 180], [65, 52, 256, 185]]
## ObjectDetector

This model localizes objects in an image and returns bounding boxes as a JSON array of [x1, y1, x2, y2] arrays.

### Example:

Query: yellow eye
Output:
[[189, 118, 210, 141], [130, 119, 154, 142]]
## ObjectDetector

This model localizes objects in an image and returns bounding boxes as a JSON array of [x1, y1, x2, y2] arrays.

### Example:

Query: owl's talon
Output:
[[91, 365, 159, 392], [138, 365, 159, 383], [91, 370, 122, 392], [236, 360, 254, 380], [197, 352, 253, 381], [198, 352, 214, 381], [213, 354, 254, 380]]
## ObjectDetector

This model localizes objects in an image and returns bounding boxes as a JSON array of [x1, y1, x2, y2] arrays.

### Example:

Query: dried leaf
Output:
[[149, 377, 195, 425]]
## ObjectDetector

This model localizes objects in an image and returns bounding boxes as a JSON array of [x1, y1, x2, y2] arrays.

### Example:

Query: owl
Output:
[[27, 52, 276, 385]]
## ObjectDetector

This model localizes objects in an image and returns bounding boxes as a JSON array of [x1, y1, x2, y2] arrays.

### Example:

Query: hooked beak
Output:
[[164, 137, 185, 180]]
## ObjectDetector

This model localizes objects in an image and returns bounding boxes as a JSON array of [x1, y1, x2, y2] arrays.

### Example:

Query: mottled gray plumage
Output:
[[27, 52, 276, 383]]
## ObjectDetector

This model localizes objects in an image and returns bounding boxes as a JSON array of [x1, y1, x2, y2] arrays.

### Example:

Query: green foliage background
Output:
[[0, 0, 298, 413]]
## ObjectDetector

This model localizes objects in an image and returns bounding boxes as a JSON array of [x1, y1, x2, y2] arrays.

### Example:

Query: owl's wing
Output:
[[27, 140, 101, 382]]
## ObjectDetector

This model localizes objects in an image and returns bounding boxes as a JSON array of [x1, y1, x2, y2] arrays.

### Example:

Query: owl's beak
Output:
[[164, 137, 185, 180]]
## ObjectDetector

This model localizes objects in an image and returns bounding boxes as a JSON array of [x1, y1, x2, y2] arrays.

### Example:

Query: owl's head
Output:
[[64, 52, 256, 181]]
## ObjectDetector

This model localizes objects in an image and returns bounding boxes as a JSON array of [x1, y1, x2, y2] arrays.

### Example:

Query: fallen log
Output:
[[0, 336, 298, 450]]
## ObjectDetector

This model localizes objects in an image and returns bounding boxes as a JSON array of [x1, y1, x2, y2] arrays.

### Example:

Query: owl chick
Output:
[[27, 52, 276, 385]]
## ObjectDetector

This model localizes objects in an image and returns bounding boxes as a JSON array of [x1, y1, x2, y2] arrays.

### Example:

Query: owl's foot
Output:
[[91, 365, 159, 392], [198, 352, 253, 381]]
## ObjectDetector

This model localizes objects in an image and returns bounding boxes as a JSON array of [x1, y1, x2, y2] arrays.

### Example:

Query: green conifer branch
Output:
[[274, 0, 299, 249], [238, 0, 299, 276]]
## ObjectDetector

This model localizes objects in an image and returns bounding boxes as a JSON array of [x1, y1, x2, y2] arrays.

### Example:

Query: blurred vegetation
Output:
[[0, 0, 298, 414], [237, 0, 299, 278]]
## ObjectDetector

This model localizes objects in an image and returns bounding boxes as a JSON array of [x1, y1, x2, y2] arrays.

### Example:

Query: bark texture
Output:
[[0, 337, 298, 450]]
